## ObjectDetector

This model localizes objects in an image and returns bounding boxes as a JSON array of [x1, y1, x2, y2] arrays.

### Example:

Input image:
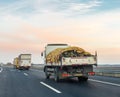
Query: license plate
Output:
[[74, 74, 82, 76]]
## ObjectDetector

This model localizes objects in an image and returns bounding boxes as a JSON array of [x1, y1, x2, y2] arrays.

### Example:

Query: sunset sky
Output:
[[0, 0, 120, 64]]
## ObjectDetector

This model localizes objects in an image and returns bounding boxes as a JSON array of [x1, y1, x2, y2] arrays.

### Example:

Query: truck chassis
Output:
[[44, 65, 95, 82]]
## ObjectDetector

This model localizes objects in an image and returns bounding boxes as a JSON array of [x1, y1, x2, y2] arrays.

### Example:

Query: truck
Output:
[[13, 57, 19, 69], [18, 54, 31, 70], [13, 54, 31, 70], [42, 44, 97, 82]]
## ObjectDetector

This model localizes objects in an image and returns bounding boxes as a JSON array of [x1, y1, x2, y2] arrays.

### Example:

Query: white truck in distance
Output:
[[42, 44, 97, 82], [18, 54, 31, 70]]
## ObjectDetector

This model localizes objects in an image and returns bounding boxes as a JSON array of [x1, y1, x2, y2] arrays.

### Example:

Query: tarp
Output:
[[46, 46, 92, 63]]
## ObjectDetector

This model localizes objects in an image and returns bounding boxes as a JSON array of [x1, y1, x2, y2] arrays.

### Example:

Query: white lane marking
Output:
[[24, 73, 28, 76], [89, 79, 120, 87], [40, 82, 62, 94], [0, 67, 3, 73]]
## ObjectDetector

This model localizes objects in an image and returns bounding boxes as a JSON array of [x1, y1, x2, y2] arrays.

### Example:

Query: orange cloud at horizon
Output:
[[1, 24, 120, 64]]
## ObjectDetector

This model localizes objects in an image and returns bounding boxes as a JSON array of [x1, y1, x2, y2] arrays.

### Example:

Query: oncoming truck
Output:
[[42, 44, 97, 82]]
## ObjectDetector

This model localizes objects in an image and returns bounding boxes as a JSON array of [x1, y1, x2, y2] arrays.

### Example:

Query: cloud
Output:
[[0, 0, 29, 15], [31, 0, 102, 16], [0, 8, 120, 49], [69, 0, 101, 11], [0, 0, 102, 16]]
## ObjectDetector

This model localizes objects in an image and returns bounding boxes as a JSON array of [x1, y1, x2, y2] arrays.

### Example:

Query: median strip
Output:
[[40, 82, 62, 94], [89, 79, 120, 87]]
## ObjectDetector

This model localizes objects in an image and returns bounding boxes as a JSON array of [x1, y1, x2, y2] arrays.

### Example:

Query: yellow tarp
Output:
[[46, 46, 92, 63]]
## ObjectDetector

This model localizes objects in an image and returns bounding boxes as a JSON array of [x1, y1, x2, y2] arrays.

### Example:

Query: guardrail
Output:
[[95, 72, 120, 78], [31, 65, 44, 70], [31, 66, 120, 78]]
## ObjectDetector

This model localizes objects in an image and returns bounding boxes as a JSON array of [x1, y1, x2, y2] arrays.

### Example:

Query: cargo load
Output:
[[46, 46, 92, 64]]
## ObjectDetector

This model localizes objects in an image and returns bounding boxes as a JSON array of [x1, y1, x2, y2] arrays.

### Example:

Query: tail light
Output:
[[88, 72, 95, 76], [62, 73, 70, 77]]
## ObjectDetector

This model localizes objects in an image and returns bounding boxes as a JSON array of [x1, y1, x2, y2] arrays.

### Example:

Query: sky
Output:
[[0, 0, 120, 64]]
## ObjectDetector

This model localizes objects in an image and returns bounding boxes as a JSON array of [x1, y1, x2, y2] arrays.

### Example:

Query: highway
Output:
[[0, 66, 120, 97]]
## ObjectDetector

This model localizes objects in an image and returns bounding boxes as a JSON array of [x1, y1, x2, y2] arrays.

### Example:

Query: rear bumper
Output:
[[19, 66, 30, 70], [60, 72, 95, 79]]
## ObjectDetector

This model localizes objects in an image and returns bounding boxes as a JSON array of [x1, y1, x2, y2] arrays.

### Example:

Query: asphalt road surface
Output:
[[0, 66, 120, 97]]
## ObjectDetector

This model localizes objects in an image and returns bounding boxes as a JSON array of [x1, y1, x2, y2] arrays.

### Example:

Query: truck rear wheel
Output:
[[54, 67, 59, 82], [54, 73, 59, 82], [78, 76, 88, 82], [45, 67, 50, 79], [26, 68, 29, 70]]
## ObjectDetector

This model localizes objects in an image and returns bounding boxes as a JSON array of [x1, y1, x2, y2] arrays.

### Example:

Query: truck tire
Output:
[[54, 67, 59, 82], [78, 76, 88, 82], [55, 73, 59, 82], [26, 68, 29, 70], [45, 67, 50, 79]]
